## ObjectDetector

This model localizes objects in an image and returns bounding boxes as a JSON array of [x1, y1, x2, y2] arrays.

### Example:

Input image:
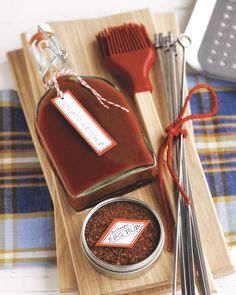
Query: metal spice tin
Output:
[[81, 196, 165, 279]]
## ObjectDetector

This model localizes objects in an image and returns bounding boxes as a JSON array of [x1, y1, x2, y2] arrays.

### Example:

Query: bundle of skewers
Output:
[[155, 32, 211, 295]]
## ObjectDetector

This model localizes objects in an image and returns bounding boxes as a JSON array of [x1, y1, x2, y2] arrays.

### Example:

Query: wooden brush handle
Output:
[[134, 91, 164, 150], [134, 91, 176, 215]]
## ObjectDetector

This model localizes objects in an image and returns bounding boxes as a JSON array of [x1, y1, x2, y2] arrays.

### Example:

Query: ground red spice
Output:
[[85, 201, 160, 265]]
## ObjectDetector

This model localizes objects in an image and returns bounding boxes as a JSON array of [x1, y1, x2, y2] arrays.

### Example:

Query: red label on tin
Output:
[[51, 90, 117, 156], [96, 218, 150, 248]]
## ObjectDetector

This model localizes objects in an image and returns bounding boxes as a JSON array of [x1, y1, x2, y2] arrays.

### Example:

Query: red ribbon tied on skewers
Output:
[[158, 83, 218, 252]]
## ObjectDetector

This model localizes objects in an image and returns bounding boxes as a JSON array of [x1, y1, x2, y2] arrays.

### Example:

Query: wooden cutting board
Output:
[[7, 48, 180, 295], [7, 9, 234, 294]]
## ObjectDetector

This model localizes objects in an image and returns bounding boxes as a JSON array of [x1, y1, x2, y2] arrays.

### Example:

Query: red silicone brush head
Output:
[[97, 23, 156, 95]]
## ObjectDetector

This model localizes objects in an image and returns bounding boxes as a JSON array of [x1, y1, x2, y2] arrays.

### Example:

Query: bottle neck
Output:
[[42, 55, 72, 85]]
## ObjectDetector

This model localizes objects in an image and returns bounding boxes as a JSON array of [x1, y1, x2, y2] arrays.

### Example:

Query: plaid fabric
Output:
[[188, 74, 236, 247], [0, 90, 55, 267]]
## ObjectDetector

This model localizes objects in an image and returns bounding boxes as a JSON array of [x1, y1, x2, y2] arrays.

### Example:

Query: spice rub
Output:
[[85, 200, 160, 265]]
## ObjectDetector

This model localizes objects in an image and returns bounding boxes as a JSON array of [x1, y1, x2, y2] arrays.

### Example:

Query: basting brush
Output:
[[97, 23, 177, 251], [96, 23, 164, 150]]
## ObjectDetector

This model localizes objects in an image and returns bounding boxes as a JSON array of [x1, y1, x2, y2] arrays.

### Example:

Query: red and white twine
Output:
[[45, 67, 129, 112]]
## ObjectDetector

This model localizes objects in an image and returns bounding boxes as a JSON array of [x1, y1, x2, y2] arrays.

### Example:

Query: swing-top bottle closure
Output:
[[29, 24, 69, 83]]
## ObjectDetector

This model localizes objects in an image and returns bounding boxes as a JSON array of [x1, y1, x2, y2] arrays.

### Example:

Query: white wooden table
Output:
[[0, 0, 235, 294]]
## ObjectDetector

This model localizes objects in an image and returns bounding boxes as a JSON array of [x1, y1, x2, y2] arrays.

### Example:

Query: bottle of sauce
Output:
[[29, 24, 157, 211]]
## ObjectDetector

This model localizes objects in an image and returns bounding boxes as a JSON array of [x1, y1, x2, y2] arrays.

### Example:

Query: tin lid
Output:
[[81, 197, 165, 275]]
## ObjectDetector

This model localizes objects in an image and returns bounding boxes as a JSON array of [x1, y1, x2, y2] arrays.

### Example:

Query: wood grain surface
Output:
[[7, 9, 234, 294]]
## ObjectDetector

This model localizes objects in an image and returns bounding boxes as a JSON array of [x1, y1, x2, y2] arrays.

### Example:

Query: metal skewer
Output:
[[178, 34, 211, 295], [169, 35, 190, 295], [177, 34, 196, 295], [155, 33, 168, 103], [156, 34, 180, 293]]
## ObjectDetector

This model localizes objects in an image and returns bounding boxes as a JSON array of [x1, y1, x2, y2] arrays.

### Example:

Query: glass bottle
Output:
[[28, 24, 157, 211]]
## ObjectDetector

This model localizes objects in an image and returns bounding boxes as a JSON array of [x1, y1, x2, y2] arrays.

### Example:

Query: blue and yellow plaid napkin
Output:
[[189, 74, 236, 247], [0, 90, 55, 267], [1, 73, 236, 266]]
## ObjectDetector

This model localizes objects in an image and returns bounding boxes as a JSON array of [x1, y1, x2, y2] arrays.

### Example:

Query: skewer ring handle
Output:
[[178, 34, 191, 49]]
